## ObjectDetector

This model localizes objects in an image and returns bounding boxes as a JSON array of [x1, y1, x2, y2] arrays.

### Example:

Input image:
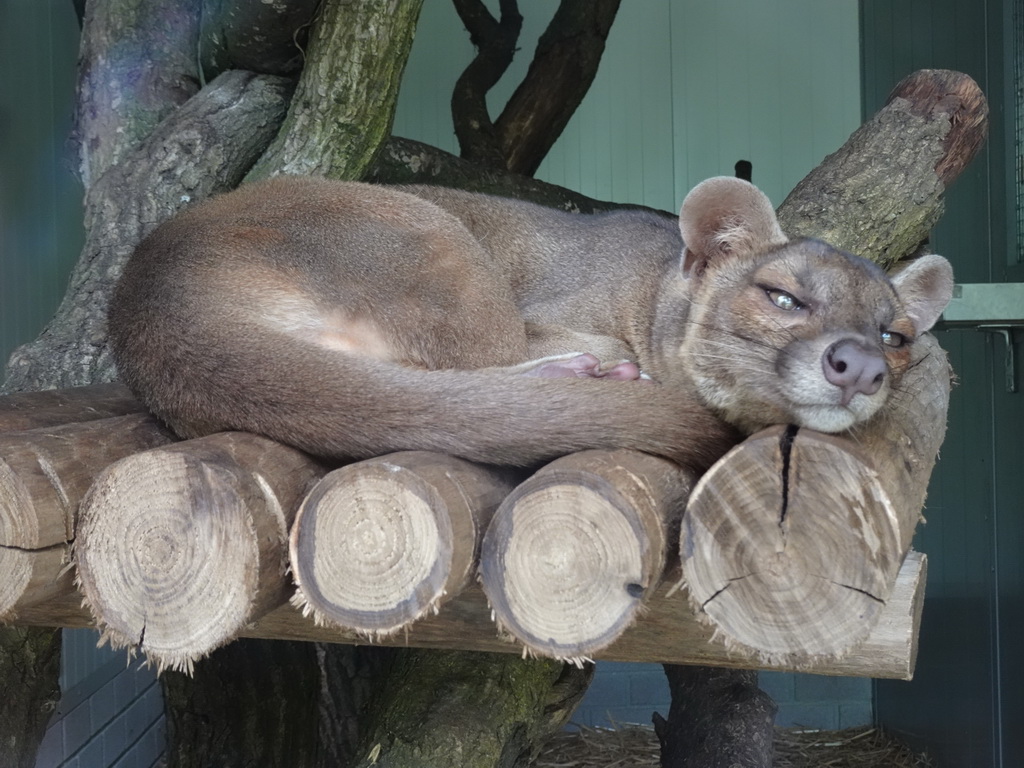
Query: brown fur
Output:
[[108, 176, 953, 472]]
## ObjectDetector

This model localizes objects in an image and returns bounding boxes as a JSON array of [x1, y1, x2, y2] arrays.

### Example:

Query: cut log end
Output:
[[291, 462, 456, 636], [887, 69, 988, 186], [682, 426, 902, 664], [480, 464, 669, 661], [76, 451, 267, 673]]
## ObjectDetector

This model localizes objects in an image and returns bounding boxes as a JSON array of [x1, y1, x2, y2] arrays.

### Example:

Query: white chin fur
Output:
[[791, 405, 859, 433]]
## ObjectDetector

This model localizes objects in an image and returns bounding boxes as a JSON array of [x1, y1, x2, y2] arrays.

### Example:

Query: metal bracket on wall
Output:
[[978, 327, 1019, 393], [936, 283, 1024, 393]]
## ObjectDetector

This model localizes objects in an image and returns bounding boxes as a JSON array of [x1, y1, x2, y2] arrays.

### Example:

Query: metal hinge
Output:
[[937, 283, 1024, 393]]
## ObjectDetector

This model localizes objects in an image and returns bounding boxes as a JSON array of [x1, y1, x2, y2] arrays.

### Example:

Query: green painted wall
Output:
[[0, 2, 84, 372]]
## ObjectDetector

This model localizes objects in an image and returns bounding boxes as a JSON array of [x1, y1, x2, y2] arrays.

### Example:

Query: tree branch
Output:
[[777, 69, 988, 269], [367, 135, 671, 216], [497, 0, 621, 176], [245, 0, 424, 181], [198, 0, 319, 79], [450, 0, 523, 167]]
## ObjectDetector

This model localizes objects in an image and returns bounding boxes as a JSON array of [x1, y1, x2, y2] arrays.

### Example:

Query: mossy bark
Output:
[[245, 0, 424, 181], [352, 651, 592, 768]]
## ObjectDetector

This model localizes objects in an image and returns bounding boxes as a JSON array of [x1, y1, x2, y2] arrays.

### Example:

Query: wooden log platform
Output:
[[680, 333, 949, 665], [0, 382, 144, 432], [0, 381, 939, 679]]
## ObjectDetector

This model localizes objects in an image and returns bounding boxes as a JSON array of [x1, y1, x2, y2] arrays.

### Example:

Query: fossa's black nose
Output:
[[823, 339, 886, 405]]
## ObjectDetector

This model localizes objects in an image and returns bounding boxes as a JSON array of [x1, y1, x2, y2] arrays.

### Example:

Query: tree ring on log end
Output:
[[290, 462, 453, 636], [76, 451, 263, 672], [480, 469, 657, 660], [681, 426, 902, 663]]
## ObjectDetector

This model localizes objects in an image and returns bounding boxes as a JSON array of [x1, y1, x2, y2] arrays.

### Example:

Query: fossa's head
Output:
[[674, 177, 953, 434]]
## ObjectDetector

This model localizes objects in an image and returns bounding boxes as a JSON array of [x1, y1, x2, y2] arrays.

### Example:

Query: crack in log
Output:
[[832, 581, 886, 605], [701, 582, 731, 610], [700, 574, 754, 611], [778, 425, 799, 527], [0, 540, 69, 555]]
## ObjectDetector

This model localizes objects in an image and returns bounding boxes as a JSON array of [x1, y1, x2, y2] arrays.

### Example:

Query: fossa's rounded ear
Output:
[[679, 177, 787, 276], [889, 253, 954, 335]]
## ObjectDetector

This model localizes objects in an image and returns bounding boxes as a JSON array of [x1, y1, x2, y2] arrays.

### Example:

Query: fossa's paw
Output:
[[518, 353, 642, 381]]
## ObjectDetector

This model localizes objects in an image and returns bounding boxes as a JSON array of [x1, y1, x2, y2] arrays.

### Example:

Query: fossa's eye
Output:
[[765, 288, 803, 311], [881, 330, 907, 348]]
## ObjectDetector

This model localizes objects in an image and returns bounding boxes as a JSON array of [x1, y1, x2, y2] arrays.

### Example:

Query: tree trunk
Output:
[[654, 666, 776, 768], [161, 640, 394, 768]]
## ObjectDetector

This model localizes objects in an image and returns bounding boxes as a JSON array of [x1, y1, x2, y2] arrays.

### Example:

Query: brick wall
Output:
[[34, 630, 164, 768]]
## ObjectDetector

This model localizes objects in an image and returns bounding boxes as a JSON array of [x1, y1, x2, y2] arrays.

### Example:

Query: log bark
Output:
[[198, 0, 318, 79], [0, 383, 142, 431], [450, 0, 524, 169], [291, 451, 520, 636], [0, 626, 61, 768], [777, 69, 988, 269], [244, 0, 424, 181], [451, 0, 622, 176], [75, 431, 326, 672], [369, 136, 664, 214], [480, 450, 695, 660], [493, 0, 622, 176], [161, 639, 323, 768], [74, 0, 202, 187]]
